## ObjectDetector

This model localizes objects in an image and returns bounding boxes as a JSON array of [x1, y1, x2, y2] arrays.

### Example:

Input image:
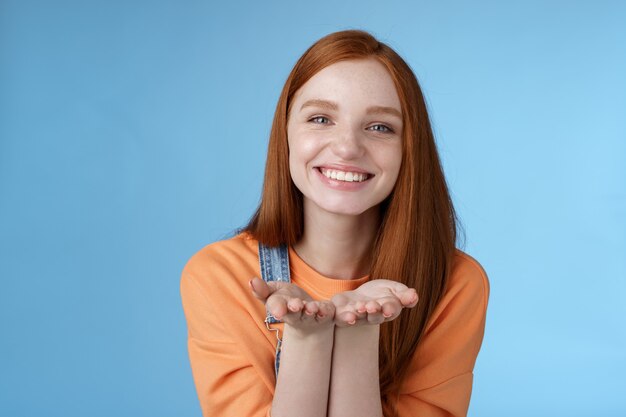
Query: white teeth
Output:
[[320, 168, 369, 182]]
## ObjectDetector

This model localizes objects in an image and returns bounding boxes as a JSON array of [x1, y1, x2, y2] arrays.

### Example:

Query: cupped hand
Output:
[[330, 279, 418, 327], [249, 277, 335, 331]]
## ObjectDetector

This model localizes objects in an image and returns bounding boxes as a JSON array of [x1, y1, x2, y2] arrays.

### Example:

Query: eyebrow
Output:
[[299, 99, 402, 120]]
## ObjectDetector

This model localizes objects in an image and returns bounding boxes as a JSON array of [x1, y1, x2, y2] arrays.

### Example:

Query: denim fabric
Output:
[[258, 242, 291, 378]]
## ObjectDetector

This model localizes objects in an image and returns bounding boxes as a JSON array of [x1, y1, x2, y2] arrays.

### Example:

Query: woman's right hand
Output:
[[249, 277, 336, 333]]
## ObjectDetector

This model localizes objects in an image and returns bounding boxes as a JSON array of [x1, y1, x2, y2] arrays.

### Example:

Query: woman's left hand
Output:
[[330, 279, 418, 327]]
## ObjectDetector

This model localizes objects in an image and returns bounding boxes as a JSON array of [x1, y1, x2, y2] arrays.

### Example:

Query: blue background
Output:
[[1, 1, 625, 416]]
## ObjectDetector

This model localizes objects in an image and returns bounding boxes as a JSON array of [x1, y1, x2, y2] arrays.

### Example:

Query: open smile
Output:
[[314, 166, 374, 183]]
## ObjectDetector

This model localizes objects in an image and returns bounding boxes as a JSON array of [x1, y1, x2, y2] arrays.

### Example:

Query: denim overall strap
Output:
[[258, 242, 291, 378]]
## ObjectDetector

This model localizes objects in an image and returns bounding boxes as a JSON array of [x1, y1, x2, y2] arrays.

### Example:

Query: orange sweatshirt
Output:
[[180, 233, 489, 417]]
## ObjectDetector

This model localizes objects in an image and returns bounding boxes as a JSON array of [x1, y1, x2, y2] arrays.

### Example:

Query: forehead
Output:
[[292, 59, 401, 109]]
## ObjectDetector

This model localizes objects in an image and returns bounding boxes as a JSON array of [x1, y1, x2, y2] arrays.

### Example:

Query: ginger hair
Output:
[[245, 29, 459, 416]]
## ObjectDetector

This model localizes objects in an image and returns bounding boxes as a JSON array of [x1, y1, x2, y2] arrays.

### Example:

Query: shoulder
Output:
[[449, 249, 490, 305], [182, 232, 258, 275], [399, 249, 490, 394], [424, 249, 490, 333], [180, 232, 260, 298], [179, 232, 272, 350]]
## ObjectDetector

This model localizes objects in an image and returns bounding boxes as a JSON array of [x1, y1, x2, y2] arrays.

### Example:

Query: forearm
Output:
[[328, 325, 382, 417], [271, 324, 335, 417]]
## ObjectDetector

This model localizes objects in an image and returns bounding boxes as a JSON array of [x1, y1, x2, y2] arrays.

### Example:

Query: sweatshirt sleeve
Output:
[[180, 269, 274, 417], [394, 254, 490, 417]]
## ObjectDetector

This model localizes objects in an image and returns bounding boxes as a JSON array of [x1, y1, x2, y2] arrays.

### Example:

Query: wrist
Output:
[[283, 321, 335, 342], [335, 323, 380, 340]]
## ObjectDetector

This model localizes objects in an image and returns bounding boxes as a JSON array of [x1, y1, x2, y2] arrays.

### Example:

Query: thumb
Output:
[[390, 285, 418, 307], [399, 288, 418, 308], [249, 277, 272, 301]]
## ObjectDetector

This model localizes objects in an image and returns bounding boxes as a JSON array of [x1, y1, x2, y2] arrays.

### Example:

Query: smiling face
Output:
[[287, 58, 404, 217]]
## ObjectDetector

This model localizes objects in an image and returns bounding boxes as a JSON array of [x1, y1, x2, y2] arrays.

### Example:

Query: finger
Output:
[[300, 303, 318, 324], [388, 284, 418, 306], [381, 300, 401, 319], [346, 303, 367, 321], [316, 302, 334, 321], [303, 301, 319, 316], [249, 277, 271, 301], [365, 300, 382, 314], [330, 293, 349, 307], [399, 288, 418, 307], [267, 296, 288, 320], [355, 300, 367, 314], [336, 310, 357, 326], [287, 297, 305, 313]]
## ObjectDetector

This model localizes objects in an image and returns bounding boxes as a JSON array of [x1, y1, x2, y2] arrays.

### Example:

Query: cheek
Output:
[[288, 138, 312, 185], [379, 148, 403, 195], [381, 145, 403, 177], [392, 149, 403, 177], [288, 134, 322, 166]]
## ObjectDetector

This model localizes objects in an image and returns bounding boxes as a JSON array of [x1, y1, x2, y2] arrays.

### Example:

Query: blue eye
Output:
[[370, 124, 393, 133], [309, 116, 330, 124]]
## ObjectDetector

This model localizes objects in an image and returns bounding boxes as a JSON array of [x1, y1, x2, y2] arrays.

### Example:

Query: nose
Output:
[[330, 126, 364, 160]]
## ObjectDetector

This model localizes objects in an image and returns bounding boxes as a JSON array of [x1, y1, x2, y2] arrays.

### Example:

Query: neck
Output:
[[293, 202, 381, 280]]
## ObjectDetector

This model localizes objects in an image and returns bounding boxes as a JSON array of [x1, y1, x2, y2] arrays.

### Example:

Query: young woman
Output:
[[181, 30, 489, 417]]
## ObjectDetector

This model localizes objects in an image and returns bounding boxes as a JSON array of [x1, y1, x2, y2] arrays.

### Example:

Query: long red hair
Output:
[[245, 29, 459, 416]]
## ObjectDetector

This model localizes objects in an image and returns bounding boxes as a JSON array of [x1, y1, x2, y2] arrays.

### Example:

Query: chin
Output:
[[316, 201, 373, 217]]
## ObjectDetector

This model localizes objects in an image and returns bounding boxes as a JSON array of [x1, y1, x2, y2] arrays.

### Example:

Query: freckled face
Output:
[[287, 58, 403, 217]]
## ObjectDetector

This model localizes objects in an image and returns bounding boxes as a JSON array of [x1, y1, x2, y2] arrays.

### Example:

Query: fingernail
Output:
[[348, 319, 356, 325]]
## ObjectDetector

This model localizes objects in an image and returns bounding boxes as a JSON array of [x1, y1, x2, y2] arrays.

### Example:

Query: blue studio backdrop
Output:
[[1, 1, 625, 416]]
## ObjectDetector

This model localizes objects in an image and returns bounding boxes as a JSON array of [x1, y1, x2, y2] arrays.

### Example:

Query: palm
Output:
[[249, 278, 335, 331], [331, 279, 418, 327]]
